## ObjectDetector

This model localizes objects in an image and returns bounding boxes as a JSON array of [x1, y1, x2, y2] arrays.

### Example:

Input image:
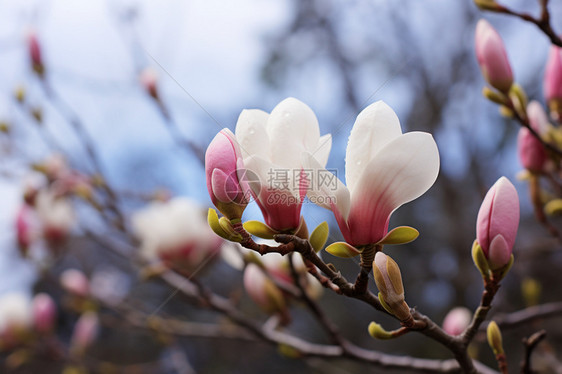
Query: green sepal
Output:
[[509, 83, 528, 116], [208, 208, 231, 240], [496, 254, 514, 281], [474, 0, 502, 11], [218, 217, 243, 242], [243, 220, 277, 239], [377, 292, 394, 315], [309, 222, 329, 253], [377, 226, 419, 245], [471, 240, 490, 280], [482, 86, 508, 105], [368, 322, 394, 340], [325, 242, 361, 258], [544, 199, 562, 216]]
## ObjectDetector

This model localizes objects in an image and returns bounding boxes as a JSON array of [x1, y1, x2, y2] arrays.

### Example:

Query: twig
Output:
[[521, 330, 547, 374]]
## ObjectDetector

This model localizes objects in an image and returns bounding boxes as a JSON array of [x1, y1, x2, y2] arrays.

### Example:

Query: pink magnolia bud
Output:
[[243, 264, 287, 316], [205, 129, 248, 220], [15, 205, 34, 255], [27, 29, 43, 76], [476, 177, 519, 270], [139, 67, 159, 100], [70, 312, 99, 355], [518, 101, 549, 172], [60, 269, 90, 298], [32, 293, 57, 334], [475, 19, 513, 93], [442, 307, 472, 336], [544, 45, 562, 120]]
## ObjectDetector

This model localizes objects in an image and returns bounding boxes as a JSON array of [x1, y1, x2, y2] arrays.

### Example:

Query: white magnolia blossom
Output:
[[132, 197, 221, 271], [235, 97, 331, 231], [35, 189, 75, 239], [306, 101, 440, 246], [0, 293, 32, 339]]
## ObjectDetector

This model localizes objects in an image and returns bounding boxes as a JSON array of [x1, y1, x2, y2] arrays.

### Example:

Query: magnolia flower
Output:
[[518, 101, 548, 172], [442, 307, 472, 336], [35, 189, 75, 242], [544, 45, 562, 120], [0, 293, 32, 349], [235, 97, 331, 232], [475, 19, 513, 93], [306, 101, 439, 246], [32, 293, 57, 334], [476, 177, 519, 270], [206, 129, 248, 220], [132, 197, 222, 274]]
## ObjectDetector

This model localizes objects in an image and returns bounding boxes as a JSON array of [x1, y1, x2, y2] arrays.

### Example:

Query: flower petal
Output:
[[348, 132, 439, 245], [302, 152, 350, 216], [235, 109, 270, 160], [267, 97, 320, 169], [312, 134, 332, 167], [345, 101, 402, 192]]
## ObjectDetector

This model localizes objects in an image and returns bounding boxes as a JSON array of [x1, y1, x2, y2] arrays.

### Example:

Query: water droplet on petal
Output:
[[249, 128, 255, 135], [356, 160, 362, 166]]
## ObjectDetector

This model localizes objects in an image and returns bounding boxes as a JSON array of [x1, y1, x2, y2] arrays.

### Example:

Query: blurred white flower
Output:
[[132, 197, 222, 274], [35, 189, 75, 242], [0, 293, 32, 348]]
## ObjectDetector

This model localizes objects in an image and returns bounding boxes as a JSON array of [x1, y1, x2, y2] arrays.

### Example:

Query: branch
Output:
[[521, 330, 546, 374], [488, 2, 562, 47], [485, 302, 562, 331]]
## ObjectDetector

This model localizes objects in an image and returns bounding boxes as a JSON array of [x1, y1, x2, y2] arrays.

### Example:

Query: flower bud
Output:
[[32, 293, 57, 334], [475, 19, 513, 93], [372, 252, 411, 322], [442, 307, 472, 336], [518, 101, 550, 172], [205, 129, 248, 220], [476, 177, 519, 270], [544, 45, 562, 121], [70, 312, 99, 355], [486, 321, 504, 355], [139, 67, 158, 100], [243, 263, 287, 317], [27, 29, 44, 76], [35, 190, 75, 243], [517, 128, 547, 173], [60, 269, 90, 298], [521, 277, 541, 307]]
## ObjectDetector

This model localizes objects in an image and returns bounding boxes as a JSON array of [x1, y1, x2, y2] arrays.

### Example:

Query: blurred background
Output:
[[1, 0, 562, 373]]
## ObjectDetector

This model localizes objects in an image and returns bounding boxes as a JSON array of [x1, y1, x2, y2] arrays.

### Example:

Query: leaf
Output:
[[243, 220, 277, 239], [325, 242, 361, 258], [377, 226, 419, 245], [309, 222, 329, 253]]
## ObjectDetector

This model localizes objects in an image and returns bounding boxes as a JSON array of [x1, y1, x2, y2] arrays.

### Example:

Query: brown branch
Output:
[[521, 330, 547, 374], [490, 2, 562, 47], [485, 302, 562, 331]]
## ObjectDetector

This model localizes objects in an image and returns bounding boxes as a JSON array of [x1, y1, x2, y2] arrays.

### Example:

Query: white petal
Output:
[[346, 101, 402, 192], [350, 131, 439, 219], [244, 155, 300, 198], [235, 109, 270, 160], [312, 134, 332, 167], [267, 97, 320, 169], [302, 152, 351, 218]]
